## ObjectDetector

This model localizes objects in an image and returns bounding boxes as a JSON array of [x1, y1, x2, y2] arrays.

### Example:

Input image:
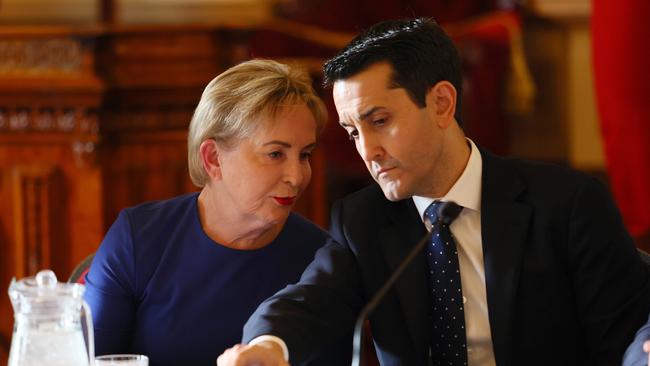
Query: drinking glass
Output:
[[95, 354, 149, 366]]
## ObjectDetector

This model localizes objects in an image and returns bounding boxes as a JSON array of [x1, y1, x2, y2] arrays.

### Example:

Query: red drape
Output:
[[592, 0, 650, 241]]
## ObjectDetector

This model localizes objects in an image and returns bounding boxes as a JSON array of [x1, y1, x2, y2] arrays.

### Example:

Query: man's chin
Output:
[[379, 183, 407, 202]]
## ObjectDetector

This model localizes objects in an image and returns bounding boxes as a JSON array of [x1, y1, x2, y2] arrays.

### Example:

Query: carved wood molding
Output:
[[0, 107, 98, 135], [11, 165, 63, 278], [0, 38, 83, 75], [0, 107, 100, 166]]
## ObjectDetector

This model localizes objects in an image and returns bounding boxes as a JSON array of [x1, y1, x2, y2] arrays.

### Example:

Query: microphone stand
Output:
[[350, 201, 461, 366], [350, 230, 433, 366]]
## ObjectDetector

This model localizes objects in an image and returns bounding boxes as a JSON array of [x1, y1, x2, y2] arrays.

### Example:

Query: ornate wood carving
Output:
[[0, 38, 83, 74], [0, 107, 98, 134], [0, 107, 100, 167]]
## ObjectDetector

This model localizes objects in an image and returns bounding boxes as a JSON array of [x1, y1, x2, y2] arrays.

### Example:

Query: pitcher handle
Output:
[[82, 300, 95, 366]]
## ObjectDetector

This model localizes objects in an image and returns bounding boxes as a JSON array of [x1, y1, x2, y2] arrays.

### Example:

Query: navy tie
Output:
[[424, 201, 467, 366]]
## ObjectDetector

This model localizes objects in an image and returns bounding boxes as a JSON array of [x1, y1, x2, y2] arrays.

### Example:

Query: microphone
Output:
[[351, 201, 462, 366]]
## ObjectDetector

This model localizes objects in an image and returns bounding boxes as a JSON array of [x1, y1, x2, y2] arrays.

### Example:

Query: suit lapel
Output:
[[480, 150, 531, 366], [372, 148, 532, 364], [378, 198, 431, 362]]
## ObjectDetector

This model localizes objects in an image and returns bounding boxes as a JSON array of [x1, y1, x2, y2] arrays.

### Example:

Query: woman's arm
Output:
[[84, 210, 137, 355]]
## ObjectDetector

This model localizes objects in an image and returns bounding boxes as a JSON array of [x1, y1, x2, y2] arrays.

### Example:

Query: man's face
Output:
[[333, 62, 448, 201]]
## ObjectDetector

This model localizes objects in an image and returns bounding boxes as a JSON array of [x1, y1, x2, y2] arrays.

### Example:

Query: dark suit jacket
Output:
[[244, 149, 650, 365]]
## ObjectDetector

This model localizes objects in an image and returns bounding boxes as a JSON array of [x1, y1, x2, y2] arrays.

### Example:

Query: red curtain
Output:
[[592, 0, 650, 243]]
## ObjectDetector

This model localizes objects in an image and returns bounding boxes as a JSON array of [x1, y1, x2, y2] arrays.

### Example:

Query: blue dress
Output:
[[84, 192, 329, 366]]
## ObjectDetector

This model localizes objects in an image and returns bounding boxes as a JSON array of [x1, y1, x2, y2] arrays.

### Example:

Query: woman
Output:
[[84, 59, 338, 366]]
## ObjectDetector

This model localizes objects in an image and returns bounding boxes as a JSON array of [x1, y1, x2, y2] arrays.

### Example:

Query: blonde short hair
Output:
[[187, 59, 328, 187]]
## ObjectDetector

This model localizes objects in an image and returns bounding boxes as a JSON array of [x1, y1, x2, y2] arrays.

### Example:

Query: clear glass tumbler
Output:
[[95, 354, 149, 366]]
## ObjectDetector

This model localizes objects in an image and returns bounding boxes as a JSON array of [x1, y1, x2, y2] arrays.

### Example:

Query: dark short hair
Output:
[[323, 18, 463, 123]]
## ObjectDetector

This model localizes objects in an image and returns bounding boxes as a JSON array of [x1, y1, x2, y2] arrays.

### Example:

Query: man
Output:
[[218, 18, 650, 366]]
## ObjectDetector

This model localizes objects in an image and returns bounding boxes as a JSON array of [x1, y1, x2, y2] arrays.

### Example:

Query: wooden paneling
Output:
[[0, 27, 106, 361], [0, 140, 105, 363], [11, 165, 62, 278], [98, 25, 223, 226], [102, 131, 196, 223]]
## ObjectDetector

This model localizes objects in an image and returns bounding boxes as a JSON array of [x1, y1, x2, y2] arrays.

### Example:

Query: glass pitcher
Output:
[[7, 269, 94, 366]]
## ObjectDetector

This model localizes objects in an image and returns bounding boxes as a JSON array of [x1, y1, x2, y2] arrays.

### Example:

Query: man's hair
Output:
[[188, 59, 327, 187], [323, 18, 463, 122]]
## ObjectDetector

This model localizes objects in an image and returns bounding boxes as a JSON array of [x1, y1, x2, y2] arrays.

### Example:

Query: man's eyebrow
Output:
[[339, 106, 384, 127], [359, 106, 382, 121]]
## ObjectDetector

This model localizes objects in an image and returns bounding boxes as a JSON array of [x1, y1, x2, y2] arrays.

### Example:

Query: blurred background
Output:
[[1, 0, 649, 361]]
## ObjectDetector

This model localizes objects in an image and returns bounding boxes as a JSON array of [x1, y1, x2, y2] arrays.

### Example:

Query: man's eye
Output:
[[300, 152, 312, 161], [373, 118, 386, 126]]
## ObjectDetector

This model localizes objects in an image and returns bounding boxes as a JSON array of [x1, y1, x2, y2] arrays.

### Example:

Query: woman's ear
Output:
[[199, 139, 223, 181], [425, 80, 457, 128]]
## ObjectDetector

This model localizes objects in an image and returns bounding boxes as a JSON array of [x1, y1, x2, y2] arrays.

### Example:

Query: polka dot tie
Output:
[[424, 201, 467, 366]]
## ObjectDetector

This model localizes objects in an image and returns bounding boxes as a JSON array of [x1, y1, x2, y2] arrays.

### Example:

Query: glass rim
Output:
[[95, 354, 149, 361]]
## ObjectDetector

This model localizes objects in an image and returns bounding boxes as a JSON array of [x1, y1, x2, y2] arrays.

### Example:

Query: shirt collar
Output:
[[412, 139, 483, 221]]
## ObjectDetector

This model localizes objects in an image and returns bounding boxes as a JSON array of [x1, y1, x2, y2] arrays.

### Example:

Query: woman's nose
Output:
[[283, 158, 307, 188]]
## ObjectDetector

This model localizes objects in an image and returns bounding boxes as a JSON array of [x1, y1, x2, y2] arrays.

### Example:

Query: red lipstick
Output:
[[273, 196, 296, 206]]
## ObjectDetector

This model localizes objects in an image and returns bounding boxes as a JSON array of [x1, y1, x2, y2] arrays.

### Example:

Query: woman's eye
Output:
[[268, 151, 283, 159], [348, 130, 359, 141]]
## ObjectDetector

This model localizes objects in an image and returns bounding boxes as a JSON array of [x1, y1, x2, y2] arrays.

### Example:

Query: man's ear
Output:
[[425, 80, 457, 128], [199, 139, 223, 181]]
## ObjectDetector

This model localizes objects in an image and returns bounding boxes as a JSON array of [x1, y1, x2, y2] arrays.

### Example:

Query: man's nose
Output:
[[357, 133, 382, 163]]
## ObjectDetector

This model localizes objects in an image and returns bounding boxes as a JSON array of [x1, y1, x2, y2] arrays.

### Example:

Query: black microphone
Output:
[[351, 201, 462, 366]]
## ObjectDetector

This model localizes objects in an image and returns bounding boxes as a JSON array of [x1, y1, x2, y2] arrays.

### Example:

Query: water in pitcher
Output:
[[8, 328, 88, 366], [7, 269, 94, 366]]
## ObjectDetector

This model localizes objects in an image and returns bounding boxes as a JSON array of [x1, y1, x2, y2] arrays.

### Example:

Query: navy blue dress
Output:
[[84, 193, 328, 366]]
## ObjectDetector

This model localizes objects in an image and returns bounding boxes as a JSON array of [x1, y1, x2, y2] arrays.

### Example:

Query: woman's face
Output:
[[216, 103, 317, 227]]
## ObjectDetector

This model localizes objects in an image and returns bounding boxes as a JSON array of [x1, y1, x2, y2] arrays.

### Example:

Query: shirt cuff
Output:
[[248, 335, 289, 362]]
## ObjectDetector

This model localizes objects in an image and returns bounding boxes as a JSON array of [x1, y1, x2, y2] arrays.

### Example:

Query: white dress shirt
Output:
[[412, 139, 495, 366]]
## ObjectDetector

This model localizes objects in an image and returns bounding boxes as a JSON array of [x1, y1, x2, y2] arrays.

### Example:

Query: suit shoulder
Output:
[[335, 183, 386, 210], [486, 154, 618, 219], [497, 155, 605, 192], [330, 183, 411, 231]]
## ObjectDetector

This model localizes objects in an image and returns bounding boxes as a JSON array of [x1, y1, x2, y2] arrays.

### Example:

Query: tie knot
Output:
[[424, 201, 463, 226]]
